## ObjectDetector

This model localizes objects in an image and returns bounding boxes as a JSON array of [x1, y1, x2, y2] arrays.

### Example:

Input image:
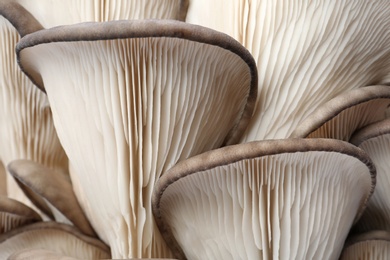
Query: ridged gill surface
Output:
[[354, 134, 390, 232], [20, 37, 252, 258], [159, 151, 372, 259], [17, 0, 186, 27], [187, 0, 390, 140], [0, 17, 68, 205], [340, 240, 390, 260]]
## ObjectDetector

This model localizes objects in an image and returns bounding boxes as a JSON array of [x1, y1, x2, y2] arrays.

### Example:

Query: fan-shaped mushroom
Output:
[[0, 195, 41, 234], [290, 85, 390, 140], [7, 159, 96, 237], [186, 0, 390, 141], [16, 19, 257, 258], [0, 221, 110, 259], [340, 230, 390, 260], [153, 138, 375, 259], [350, 119, 390, 233]]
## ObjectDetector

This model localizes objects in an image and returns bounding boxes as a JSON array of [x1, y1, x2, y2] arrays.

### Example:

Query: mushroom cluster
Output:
[[0, 0, 390, 259]]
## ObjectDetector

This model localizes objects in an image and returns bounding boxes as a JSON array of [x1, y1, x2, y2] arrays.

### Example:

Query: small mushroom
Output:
[[350, 118, 390, 233], [16, 19, 257, 258], [0, 221, 110, 259], [0, 195, 41, 234], [290, 85, 390, 140], [340, 230, 390, 260], [7, 159, 96, 237], [153, 138, 375, 259]]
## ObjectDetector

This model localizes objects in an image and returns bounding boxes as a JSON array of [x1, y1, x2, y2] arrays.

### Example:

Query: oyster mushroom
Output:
[[290, 85, 390, 140], [0, 221, 110, 259], [153, 138, 375, 259], [7, 159, 96, 237], [186, 0, 390, 141], [350, 119, 390, 233], [340, 230, 390, 260], [16, 20, 257, 258], [0, 195, 41, 234]]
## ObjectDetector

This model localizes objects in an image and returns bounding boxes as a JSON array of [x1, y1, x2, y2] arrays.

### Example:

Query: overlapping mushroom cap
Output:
[[16, 19, 257, 258], [0, 222, 110, 259], [340, 231, 390, 260], [186, 0, 390, 141], [290, 85, 390, 141], [153, 138, 375, 259], [350, 119, 390, 233]]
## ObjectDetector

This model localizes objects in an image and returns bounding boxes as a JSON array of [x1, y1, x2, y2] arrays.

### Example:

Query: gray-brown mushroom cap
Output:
[[152, 138, 376, 259], [290, 85, 390, 140], [7, 159, 96, 237]]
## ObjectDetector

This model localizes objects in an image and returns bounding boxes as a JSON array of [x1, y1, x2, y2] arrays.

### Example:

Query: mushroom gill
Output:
[[350, 119, 390, 233], [153, 138, 375, 259], [0, 12, 68, 210], [16, 20, 257, 258], [0, 221, 110, 259], [340, 231, 390, 260], [290, 85, 390, 141], [186, 0, 390, 141]]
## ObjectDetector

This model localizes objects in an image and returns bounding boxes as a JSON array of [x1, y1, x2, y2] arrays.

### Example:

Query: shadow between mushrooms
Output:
[[16, 19, 257, 258], [153, 138, 375, 260]]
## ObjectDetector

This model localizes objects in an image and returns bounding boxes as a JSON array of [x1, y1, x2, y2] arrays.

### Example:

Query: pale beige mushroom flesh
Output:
[[153, 138, 375, 259], [0, 6, 67, 209], [186, 0, 390, 141], [350, 118, 390, 233], [8, 249, 79, 260], [290, 85, 390, 140], [16, 20, 257, 258], [0, 195, 41, 234], [340, 231, 390, 260], [7, 159, 96, 237], [0, 221, 110, 259]]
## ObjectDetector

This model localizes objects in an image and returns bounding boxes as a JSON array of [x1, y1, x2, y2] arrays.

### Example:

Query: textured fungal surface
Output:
[[340, 231, 390, 260], [291, 85, 390, 140], [0, 15, 68, 206], [0, 222, 110, 259], [17, 20, 256, 258], [351, 119, 390, 232], [17, 0, 188, 26], [154, 140, 375, 259], [187, 0, 390, 141]]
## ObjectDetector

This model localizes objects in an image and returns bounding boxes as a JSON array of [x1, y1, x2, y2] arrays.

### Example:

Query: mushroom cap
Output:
[[340, 230, 390, 260], [153, 138, 375, 259], [0, 221, 110, 259], [187, 0, 390, 140], [7, 159, 96, 237], [8, 249, 78, 260], [350, 119, 390, 233], [0, 195, 41, 234], [290, 85, 390, 140], [16, 19, 257, 258]]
